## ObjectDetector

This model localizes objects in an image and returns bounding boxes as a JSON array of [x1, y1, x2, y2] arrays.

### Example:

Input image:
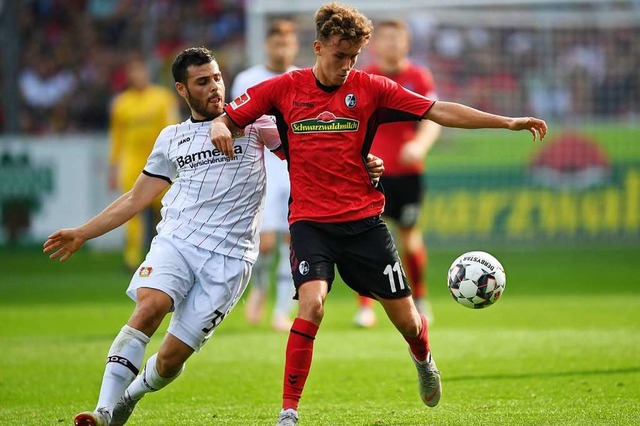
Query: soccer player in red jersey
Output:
[[354, 20, 442, 328], [210, 3, 547, 425]]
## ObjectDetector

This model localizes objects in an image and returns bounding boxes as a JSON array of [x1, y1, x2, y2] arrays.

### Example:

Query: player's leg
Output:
[[338, 216, 441, 407], [114, 248, 251, 425], [273, 233, 294, 331], [278, 279, 326, 426], [111, 334, 192, 426], [75, 288, 173, 426], [74, 235, 192, 425], [278, 221, 335, 425], [245, 230, 276, 325]]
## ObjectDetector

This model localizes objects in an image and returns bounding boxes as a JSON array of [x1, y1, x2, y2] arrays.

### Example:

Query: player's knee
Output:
[[298, 298, 324, 324], [130, 300, 170, 334]]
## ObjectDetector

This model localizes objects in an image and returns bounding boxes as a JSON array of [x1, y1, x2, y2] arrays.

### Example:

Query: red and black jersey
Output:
[[364, 62, 437, 176], [225, 68, 435, 225]]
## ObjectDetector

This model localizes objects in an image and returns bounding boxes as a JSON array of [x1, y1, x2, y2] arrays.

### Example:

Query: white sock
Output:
[[96, 325, 150, 411], [274, 241, 294, 317], [126, 353, 185, 401]]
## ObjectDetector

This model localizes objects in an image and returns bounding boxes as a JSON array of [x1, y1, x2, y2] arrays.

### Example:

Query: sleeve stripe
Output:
[[143, 169, 172, 184]]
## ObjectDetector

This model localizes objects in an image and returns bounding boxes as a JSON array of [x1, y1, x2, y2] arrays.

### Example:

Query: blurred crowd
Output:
[[3, 0, 640, 134], [9, 0, 246, 134]]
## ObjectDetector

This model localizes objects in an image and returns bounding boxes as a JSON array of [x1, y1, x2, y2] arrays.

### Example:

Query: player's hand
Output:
[[398, 140, 425, 166], [210, 120, 236, 158], [366, 153, 384, 185], [507, 117, 548, 141], [43, 229, 86, 262]]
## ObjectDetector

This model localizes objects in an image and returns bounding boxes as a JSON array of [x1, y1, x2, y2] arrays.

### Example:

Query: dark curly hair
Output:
[[315, 2, 373, 45]]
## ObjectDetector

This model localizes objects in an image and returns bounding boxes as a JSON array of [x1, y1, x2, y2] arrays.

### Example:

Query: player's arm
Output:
[[210, 113, 243, 159], [43, 174, 169, 262], [399, 120, 441, 166], [424, 101, 547, 141]]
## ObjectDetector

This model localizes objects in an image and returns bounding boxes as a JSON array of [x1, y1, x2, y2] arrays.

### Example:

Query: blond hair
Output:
[[315, 2, 373, 45]]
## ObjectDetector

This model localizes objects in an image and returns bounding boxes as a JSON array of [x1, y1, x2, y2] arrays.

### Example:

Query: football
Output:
[[447, 251, 506, 309]]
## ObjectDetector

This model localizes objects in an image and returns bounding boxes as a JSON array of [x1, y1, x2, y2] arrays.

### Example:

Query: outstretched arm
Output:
[[425, 101, 547, 141], [43, 173, 169, 262]]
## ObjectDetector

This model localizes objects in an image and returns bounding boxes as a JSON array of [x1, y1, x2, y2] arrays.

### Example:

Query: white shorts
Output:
[[127, 234, 251, 351], [262, 152, 290, 233]]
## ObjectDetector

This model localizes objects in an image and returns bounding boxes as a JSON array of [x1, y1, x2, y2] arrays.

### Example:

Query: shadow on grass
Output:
[[447, 366, 640, 382]]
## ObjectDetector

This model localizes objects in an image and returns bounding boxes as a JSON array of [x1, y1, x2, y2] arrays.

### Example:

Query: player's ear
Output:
[[175, 82, 187, 99], [313, 40, 322, 56]]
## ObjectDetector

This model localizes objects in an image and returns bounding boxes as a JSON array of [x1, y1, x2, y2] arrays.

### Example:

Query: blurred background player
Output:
[[108, 55, 178, 272], [231, 19, 299, 332], [354, 20, 441, 328]]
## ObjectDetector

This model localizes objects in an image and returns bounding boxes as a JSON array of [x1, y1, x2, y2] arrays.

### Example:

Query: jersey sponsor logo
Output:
[[177, 136, 191, 146], [139, 266, 153, 277], [291, 111, 359, 134], [176, 146, 243, 168], [229, 92, 250, 110], [345, 93, 357, 108], [293, 101, 315, 108], [298, 260, 310, 275]]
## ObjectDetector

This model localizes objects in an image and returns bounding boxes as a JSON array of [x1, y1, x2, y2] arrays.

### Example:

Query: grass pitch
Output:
[[1, 244, 639, 425]]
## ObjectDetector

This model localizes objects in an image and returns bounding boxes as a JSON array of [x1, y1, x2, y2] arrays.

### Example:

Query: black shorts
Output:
[[379, 174, 425, 228], [289, 216, 412, 300]]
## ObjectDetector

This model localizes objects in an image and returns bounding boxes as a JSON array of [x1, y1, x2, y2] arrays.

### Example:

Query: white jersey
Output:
[[232, 64, 297, 233], [143, 115, 281, 263], [231, 64, 298, 99]]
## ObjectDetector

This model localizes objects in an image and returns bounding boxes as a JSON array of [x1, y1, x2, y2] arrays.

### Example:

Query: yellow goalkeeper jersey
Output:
[[109, 85, 179, 190]]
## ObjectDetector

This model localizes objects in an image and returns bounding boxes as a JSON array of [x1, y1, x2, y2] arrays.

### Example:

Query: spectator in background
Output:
[[231, 19, 299, 332], [355, 20, 441, 328], [108, 55, 178, 271], [18, 49, 77, 133]]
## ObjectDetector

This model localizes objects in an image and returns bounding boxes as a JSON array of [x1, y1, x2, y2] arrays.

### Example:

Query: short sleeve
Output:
[[225, 75, 284, 128], [143, 127, 177, 183], [371, 74, 435, 123]]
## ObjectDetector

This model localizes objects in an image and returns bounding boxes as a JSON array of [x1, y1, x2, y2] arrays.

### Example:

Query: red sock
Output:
[[403, 314, 429, 362], [403, 246, 427, 298], [358, 295, 374, 308], [282, 318, 319, 410]]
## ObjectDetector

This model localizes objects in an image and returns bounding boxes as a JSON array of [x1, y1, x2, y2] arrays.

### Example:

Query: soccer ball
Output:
[[447, 251, 506, 309]]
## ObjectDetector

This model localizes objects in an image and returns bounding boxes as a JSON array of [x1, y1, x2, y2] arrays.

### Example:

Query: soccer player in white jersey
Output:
[[231, 19, 299, 332], [43, 46, 384, 426]]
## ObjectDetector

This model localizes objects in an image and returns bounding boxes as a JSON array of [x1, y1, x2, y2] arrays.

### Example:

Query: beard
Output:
[[187, 88, 222, 120]]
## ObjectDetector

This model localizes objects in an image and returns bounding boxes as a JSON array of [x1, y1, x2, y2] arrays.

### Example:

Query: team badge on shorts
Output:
[[345, 93, 357, 108], [139, 266, 153, 277], [299, 261, 310, 275]]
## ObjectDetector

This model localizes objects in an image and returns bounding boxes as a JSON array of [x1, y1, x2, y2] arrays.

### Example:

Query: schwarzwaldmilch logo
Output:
[[291, 111, 359, 134]]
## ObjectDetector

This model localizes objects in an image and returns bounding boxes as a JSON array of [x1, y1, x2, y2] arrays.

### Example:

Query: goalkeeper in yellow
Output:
[[109, 57, 178, 271]]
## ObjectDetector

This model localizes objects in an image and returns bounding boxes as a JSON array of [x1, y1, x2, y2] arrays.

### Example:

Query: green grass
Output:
[[1, 245, 639, 425]]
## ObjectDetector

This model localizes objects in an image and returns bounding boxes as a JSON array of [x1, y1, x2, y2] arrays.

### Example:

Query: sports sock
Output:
[[403, 314, 429, 362], [282, 318, 319, 410], [126, 353, 185, 401], [274, 241, 295, 318], [403, 246, 427, 299], [96, 325, 150, 411]]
